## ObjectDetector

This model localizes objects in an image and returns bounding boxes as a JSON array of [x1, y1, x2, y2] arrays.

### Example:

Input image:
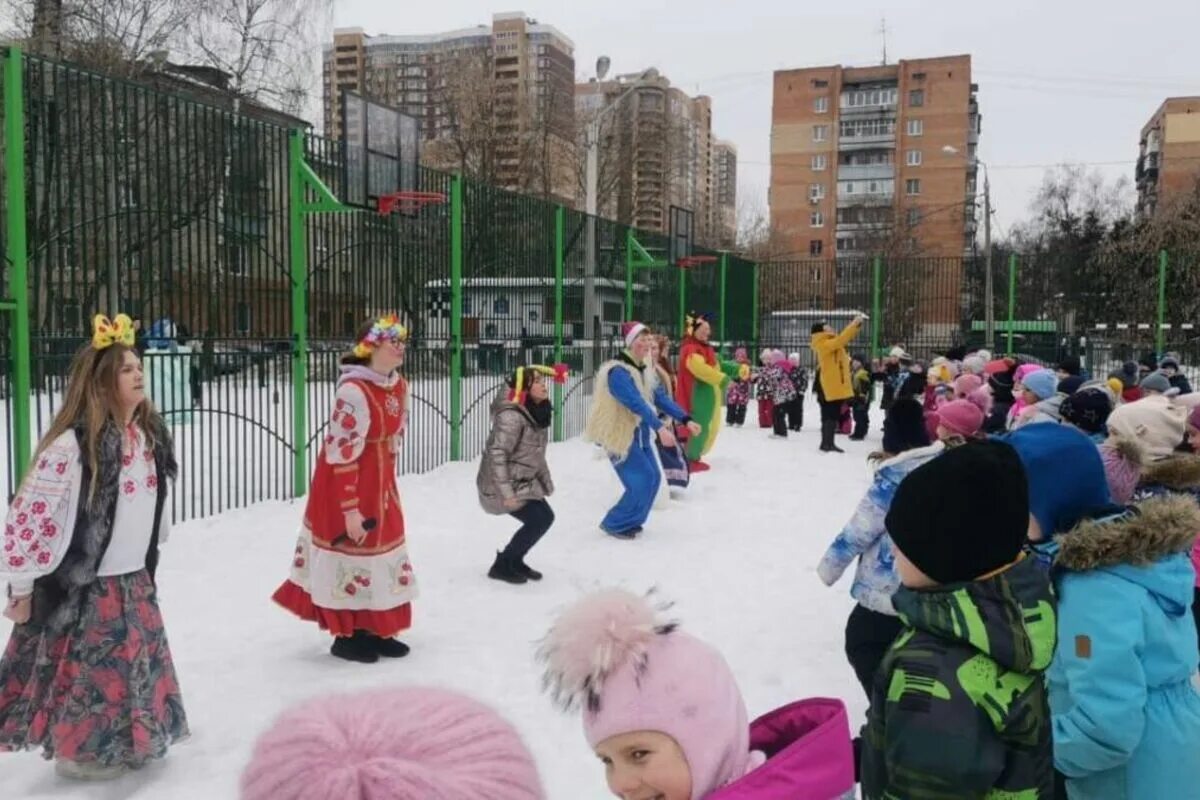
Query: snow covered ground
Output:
[[2, 405, 878, 799]]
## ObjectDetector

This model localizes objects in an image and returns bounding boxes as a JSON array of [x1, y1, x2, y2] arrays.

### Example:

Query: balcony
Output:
[[838, 133, 895, 151], [837, 164, 895, 181], [839, 100, 897, 116], [836, 191, 894, 209]]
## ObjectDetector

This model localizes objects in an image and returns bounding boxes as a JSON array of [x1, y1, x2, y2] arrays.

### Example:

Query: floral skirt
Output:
[[0, 570, 189, 767]]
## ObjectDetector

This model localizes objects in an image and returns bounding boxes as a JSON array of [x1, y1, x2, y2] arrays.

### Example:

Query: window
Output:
[[906, 119, 923, 136], [493, 296, 510, 315], [234, 302, 251, 334], [906, 207, 922, 227], [812, 79, 829, 88], [811, 154, 827, 171], [839, 118, 895, 139], [906, 179, 921, 196], [809, 240, 823, 256], [809, 183, 825, 201], [810, 211, 824, 228], [906, 150, 922, 167], [909, 89, 925, 107], [812, 124, 829, 142], [811, 267, 822, 282], [813, 96, 829, 113], [602, 301, 623, 322]]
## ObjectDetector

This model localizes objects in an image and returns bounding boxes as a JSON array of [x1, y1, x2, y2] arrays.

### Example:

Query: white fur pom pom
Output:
[[538, 588, 677, 713]]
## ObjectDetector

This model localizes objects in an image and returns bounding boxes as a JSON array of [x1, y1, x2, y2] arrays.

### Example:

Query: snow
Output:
[[2, 404, 877, 799]]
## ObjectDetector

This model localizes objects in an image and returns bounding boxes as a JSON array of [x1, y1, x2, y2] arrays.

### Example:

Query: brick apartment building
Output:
[[323, 12, 576, 204], [1137, 97, 1200, 217], [714, 139, 738, 247]]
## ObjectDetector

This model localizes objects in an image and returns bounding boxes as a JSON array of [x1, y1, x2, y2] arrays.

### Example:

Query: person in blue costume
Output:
[[584, 322, 700, 539]]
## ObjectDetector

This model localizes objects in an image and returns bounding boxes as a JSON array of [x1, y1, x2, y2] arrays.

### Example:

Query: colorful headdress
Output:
[[685, 310, 713, 336], [92, 314, 136, 350], [509, 363, 569, 404], [352, 314, 408, 359]]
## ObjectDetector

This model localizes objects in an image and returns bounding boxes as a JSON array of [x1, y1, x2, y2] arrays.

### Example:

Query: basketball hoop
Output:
[[677, 255, 718, 269], [377, 191, 447, 216]]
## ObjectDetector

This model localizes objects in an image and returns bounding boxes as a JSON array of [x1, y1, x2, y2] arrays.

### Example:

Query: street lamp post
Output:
[[583, 63, 658, 368], [943, 146, 992, 349]]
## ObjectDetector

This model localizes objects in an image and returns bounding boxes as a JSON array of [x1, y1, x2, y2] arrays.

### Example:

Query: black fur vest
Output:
[[31, 417, 177, 632]]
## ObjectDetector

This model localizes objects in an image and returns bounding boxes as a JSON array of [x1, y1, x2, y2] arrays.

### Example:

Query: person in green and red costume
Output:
[[674, 311, 748, 472]]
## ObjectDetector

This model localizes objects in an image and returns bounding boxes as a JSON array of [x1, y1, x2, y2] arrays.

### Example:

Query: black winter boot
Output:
[[517, 560, 543, 581], [820, 419, 845, 453], [371, 635, 411, 658], [488, 551, 528, 585], [330, 630, 379, 663]]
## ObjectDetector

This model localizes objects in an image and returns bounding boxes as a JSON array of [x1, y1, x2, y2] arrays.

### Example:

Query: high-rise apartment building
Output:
[[1136, 97, 1200, 217], [322, 13, 576, 203], [770, 55, 980, 262], [577, 73, 718, 241], [714, 139, 738, 247]]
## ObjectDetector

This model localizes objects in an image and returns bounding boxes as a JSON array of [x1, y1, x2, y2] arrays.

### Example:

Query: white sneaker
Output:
[[56, 759, 129, 781]]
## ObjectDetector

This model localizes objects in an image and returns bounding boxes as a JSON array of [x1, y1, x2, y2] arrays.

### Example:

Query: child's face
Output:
[[894, 546, 937, 589], [596, 730, 692, 800], [1188, 425, 1200, 453], [1021, 388, 1038, 405]]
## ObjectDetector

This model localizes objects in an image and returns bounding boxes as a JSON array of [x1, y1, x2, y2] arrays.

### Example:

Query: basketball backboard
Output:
[[668, 205, 694, 266], [341, 90, 420, 209]]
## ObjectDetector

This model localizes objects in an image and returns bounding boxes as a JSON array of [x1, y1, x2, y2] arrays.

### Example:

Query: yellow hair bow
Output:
[[92, 314, 135, 350]]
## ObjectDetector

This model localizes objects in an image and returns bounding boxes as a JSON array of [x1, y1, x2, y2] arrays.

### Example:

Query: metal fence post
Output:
[[678, 263, 687, 337], [1157, 249, 1168, 358], [554, 205, 565, 443], [449, 174, 464, 460], [286, 131, 310, 497], [3, 47, 31, 486], [624, 227, 634, 319], [718, 252, 728, 351], [1006, 253, 1018, 356], [871, 255, 882, 357], [751, 262, 759, 352]]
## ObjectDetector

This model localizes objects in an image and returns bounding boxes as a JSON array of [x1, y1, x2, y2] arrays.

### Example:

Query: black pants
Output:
[[851, 400, 869, 440], [819, 399, 843, 450], [845, 604, 905, 699], [501, 499, 554, 562], [726, 403, 747, 426], [788, 396, 804, 430], [772, 403, 788, 437]]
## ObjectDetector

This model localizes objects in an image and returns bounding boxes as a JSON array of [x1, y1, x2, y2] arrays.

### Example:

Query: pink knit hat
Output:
[[1099, 435, 1144, 505], [540, 589, 758, 799], [1189, 406, 1200, 432], [1014, 363, 1041, 384], [938, 399, 985, 438], [953, 373, 983, 398], [240, 687, 544, 800]]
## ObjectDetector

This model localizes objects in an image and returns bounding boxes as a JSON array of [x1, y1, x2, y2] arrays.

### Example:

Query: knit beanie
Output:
[[975, 349, 993, 363], [1160, 355, 1181, 371], [1021, 369, 1058, 401], [1140, 371, 1173, 395], [1099, 435, 1144, 505], [1057, 355, 1082, 377], [1014, 363, 1041, 384], [1107, 395, 1188, 461], [1189, 405, 1200, 432], [954, 374, 983, 398], [1059, 387, 1112, 435], [540, 590, 758, 799], [962, 355, 986, 377], [938, 398, 986, 438], [734, 347, 748, 363], [883, 395, 932, 454], [1057, 375, 1086, 396], [622, 321, 647, 348], [811, 321, 828, 334], [759, 349, 772, 365], [885, 440, 1029, 584], [988, 369, 1015, 402], [788, 352, 801, 365], [1001, 423, 1112, 537], [889, 345, 911, 360], [240, 687, 545, 800]]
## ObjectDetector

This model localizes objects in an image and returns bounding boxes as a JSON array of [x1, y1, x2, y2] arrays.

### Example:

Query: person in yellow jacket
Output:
[[811, 314, 867, 453]]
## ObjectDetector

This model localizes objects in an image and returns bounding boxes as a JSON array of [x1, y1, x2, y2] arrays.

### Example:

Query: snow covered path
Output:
[[3, 412, 879, 799]]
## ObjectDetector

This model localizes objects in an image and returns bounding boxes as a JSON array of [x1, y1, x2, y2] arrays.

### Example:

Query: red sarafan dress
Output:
[[273, 366, 417, 638]]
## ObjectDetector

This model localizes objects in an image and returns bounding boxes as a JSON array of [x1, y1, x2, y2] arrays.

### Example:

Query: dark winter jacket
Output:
[[477, 392, 553, 515], [788, 365, 809, 396], [896, 368, 927, 401], [985, 374, 1017, 435], [875, 364, 901, 410], [33, 418, 176, 632], [1169, 373, 1193, 395], [861, 555, 1057, 800], [882, 396, 930, 456]]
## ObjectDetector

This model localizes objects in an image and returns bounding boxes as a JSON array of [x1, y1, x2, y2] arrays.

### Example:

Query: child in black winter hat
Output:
[[862, 440, 1057, 800]]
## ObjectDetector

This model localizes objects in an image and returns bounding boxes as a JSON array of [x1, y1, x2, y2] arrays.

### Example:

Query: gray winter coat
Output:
[[476, 392, 554, 515]]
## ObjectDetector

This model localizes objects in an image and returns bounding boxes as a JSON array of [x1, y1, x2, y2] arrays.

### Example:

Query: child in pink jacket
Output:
[[540, 589, 855, 800]]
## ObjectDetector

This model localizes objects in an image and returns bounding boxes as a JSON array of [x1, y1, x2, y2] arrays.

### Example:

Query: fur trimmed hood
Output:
[[1140, 453, 1200, 491], [1055, 494, 1200, 571]]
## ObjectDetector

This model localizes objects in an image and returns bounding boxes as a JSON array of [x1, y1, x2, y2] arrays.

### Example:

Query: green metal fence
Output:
[[2, 46, 1196, 524]]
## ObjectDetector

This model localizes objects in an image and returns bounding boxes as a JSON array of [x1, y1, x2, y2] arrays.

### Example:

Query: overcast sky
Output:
[[332, 0, 1200, 235]]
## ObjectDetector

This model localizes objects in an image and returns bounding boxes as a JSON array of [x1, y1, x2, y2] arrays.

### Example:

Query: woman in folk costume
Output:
[[0, 314, 188, 780], [675, 311, 746, 471], [645, 335, 690, 506], [273, 316, 417, 664], [585, 323, 700, 539]]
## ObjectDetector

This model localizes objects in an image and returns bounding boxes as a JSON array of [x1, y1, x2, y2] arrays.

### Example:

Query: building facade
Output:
[[1136, 97, 1200, 217], [577, 73, 719, 243], [323, 13, 576, 203], [714, 139, 738, 247]]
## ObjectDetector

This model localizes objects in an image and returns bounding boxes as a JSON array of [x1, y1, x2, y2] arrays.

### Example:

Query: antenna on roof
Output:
[[879, 17, 889, 65]]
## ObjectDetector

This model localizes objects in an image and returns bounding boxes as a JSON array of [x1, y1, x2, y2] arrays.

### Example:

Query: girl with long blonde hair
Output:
[[0, 314, 188, 780]]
